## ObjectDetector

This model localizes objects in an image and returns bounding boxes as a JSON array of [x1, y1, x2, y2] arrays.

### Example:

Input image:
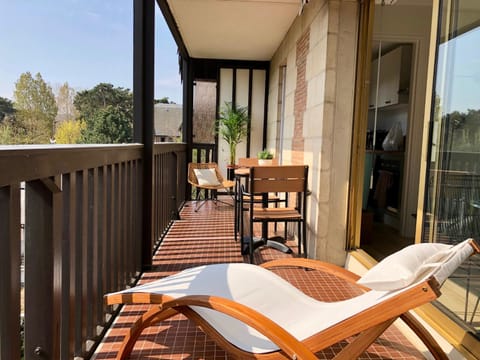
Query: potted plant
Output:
[[257, 149, 274, 165], [217, 102, 250, 168]]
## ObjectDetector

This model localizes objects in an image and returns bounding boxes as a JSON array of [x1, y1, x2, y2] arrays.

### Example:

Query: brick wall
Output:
[[293, 28, 310, 164]]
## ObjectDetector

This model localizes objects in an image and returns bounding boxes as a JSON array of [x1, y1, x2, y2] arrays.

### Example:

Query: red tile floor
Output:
[[93, 200, 426, 359]]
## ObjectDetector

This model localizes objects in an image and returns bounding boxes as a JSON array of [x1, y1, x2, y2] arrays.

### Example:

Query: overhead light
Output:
[[375, 0, 398, 5]]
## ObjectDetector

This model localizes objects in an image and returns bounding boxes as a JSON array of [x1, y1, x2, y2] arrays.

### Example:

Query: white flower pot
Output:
[[258, 159, 273, 166]]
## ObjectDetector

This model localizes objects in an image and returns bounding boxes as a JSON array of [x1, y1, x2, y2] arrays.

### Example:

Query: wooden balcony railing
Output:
[[192, 143, 216, 163], [0, 142, 186, 359]]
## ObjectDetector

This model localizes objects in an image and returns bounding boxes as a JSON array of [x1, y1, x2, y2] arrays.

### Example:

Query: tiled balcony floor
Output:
[[93, 200, 426, 359]]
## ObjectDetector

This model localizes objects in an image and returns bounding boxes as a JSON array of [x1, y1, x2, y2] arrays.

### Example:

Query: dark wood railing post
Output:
[[0, 184, 21, 360], [183, 56, 194, 199], [24, 180, 55, 359], [134, 0, 155, 269]]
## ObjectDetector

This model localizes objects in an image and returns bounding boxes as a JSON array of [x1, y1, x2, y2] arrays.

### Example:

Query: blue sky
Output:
[[0, 0, 182, 103], [436, 26, 480, 114]]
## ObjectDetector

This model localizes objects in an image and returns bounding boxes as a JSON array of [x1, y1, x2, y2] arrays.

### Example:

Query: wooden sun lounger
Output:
[[105, 239, 479, 360]]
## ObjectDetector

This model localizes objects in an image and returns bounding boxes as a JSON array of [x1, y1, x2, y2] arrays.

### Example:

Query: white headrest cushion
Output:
[[357, 240, 474, 291]]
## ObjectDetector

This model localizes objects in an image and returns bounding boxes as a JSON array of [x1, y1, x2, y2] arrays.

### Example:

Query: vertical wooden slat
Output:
[[136, 160, 143, 273], [85, 169, 95, 347], [51, 175, 63, 360], [80, 170, 89, 353], [114, 164, 121, 288], [91, 168, 99, 330], [105, 165, 116, 292], [24, 180, 53, 359], [61, 174, 73, 358], [97, 166, 107, 325], [125, 162, 132, 281], [0, 184, 21, 360], [159, 154, 164, 243], [160, 154, 165, 234], [73, 171, 83, 356], [153, 154, 161, 246], [120, 162, 127, 287]]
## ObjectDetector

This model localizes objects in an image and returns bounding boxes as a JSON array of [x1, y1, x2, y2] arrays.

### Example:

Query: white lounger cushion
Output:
[[111, 240, 474, 353], [113, 263, 393, 353]]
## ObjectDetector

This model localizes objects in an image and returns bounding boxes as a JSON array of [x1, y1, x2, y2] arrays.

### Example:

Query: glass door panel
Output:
[[423, 0, 480, 337]]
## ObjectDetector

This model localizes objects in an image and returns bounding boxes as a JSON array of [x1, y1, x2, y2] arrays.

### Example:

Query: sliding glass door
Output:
[[424, 0, 480, 337]]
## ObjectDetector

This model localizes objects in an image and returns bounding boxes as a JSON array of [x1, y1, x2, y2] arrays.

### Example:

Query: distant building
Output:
[[154, 103, 182, 142]]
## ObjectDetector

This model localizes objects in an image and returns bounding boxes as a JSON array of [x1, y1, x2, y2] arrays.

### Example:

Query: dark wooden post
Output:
[[0, 185, 21, 360], [24, 180, 54, 359], [182, 57, 194, 198], [133, 0, 155, 269]]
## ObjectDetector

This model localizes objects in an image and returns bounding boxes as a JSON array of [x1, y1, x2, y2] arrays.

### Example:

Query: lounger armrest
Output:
[[469, 238, 480, 254], [261, 258, 367, 289]]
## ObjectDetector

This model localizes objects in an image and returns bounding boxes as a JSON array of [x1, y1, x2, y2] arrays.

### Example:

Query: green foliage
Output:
[[0, 96, 15, 121], [155, 97, 175, 104], [447, 108, 480, 152], [55, 119, 85, 144], [81, 105, 132, 143], [217, 102, 249, 165], [74, 83, 133, 144], [12, 72, 58, 143], [0, 122, 19, 144], [257, 149, 273, 159]]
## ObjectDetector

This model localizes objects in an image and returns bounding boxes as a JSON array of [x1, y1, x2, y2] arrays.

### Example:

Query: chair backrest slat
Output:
[[254, 179, 305, 193], [239, 158, 279, 167], [250, 165, 308, 194]]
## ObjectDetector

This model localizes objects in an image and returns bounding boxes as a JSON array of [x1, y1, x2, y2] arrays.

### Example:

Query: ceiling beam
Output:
[[156, 0, 190, 60]]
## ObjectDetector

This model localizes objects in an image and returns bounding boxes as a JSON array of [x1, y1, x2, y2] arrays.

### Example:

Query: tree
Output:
[[155, 97, 175, 104], [55, 82, 78, 125], [74, 83, 133, 143], [55, 119, 85, 144], [0, 122, 18, 144], [0, 97, 15, 122], [81, 106, 132, 143], [13, 72, 58, 143]]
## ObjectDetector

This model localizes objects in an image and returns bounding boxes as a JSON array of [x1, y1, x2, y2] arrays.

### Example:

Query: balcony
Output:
[[0, 143, 443, 359], [1, 1, 478, 357]]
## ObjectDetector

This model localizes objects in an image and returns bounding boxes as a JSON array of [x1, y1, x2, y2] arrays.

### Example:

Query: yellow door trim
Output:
[[347, 0, 375, 250]]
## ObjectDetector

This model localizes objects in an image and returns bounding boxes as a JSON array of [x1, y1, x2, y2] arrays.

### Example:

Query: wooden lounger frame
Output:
[[103, 246, 480, 360]]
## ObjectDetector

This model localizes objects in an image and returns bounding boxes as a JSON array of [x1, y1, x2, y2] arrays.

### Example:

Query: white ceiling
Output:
[[165, 0, 302, 61], [164, 0, 437, 61]]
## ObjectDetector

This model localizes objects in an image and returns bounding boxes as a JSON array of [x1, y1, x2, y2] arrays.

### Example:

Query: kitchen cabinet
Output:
[[369, 45, 412, 109]]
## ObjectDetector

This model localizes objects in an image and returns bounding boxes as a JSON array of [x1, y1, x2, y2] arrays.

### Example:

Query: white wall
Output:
[[218, 68, 267, 176], [269, 0, 359, 265]]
